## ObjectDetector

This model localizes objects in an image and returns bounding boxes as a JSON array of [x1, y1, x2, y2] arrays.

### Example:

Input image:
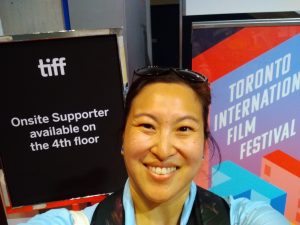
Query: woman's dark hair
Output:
[[122, 70, 221, 161]]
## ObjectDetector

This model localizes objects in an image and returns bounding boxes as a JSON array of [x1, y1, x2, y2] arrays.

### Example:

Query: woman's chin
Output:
[[144, 192, 174, 204]]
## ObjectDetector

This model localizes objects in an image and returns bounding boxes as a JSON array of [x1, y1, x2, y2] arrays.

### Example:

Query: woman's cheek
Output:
[[124, 132, 151, 154], [179, 140, 204, 160]]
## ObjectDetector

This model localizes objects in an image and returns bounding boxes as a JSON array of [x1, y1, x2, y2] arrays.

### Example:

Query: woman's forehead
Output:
[[136, 82, 196, 97], [130, 82, 203, 116]]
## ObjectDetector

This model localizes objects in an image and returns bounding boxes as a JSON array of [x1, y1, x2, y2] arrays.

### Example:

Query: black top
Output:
[[91, 186, 230, 225]]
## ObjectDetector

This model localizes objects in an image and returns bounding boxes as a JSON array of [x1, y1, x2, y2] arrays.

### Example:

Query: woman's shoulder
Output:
[[17, 204, 98, 225], [194, 188, 290, 225], [17, 208, 73, 225], [229, 197, 290, 225]]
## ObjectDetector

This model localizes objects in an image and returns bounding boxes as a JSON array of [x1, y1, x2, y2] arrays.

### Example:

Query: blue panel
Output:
[[210, 161, 287, 213]]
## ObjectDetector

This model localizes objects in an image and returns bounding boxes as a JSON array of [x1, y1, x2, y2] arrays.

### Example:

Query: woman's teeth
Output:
[[149, 166, 176, 175]]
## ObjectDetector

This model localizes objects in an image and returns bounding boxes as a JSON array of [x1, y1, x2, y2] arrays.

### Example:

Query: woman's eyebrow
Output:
[[133, 113, 157, 121], [134, 113, 199, 124], [175, 115, 199, 123]]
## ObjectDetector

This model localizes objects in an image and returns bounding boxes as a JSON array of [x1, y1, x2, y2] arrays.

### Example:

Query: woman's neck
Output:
[[131, 186, 190, 225]]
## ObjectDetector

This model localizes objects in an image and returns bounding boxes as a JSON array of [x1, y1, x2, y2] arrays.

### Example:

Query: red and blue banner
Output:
[[192, 23, 300, 224]]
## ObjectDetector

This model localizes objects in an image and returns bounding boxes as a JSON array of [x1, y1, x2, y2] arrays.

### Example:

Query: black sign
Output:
[[0, 195, 8, 225], [0, 33, 127, 207]]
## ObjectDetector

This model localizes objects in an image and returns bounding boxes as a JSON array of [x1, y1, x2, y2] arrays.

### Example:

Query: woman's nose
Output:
[[150, 130, 176, 160]]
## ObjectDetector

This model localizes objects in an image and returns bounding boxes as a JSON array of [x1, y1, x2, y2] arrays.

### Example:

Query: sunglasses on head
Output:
[[133, 66, 208, 83]]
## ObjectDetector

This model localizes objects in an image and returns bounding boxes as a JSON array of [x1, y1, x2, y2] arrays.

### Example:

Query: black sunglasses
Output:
[[133, 66, 208, 83]]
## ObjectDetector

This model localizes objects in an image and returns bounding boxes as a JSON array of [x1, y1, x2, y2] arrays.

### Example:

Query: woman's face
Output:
[[123, 82, 205, 205]]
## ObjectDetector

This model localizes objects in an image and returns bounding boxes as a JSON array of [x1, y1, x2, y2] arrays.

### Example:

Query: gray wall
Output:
[[68, 0, 124, 29], [68, 0, 150, 81], [124, 0, 151, 80], [0, 0, 64, 35]]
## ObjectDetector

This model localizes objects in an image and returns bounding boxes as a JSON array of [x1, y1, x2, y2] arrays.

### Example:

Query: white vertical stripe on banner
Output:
[[184, 0, 300, 16]]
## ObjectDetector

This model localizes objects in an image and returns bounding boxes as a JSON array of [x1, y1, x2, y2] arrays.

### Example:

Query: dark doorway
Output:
[[151, 4, 179, 67]]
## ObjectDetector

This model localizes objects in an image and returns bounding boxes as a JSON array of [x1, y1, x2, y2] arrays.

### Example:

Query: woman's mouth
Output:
[[148, 166, 177, 175]]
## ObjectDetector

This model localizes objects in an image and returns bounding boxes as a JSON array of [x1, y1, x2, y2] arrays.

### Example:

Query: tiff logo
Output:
[[38, 57, 66, 77]]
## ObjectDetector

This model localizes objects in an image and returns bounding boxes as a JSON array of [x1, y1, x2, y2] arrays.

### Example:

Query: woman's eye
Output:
[[178, 126, 192, 132], [141, 123, 154, 129]]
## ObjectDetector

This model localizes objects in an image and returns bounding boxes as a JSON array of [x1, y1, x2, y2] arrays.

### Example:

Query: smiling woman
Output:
[[91, 66, 230, 225], [123, 82, 206, 224], [19, 66, 290, 225]]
